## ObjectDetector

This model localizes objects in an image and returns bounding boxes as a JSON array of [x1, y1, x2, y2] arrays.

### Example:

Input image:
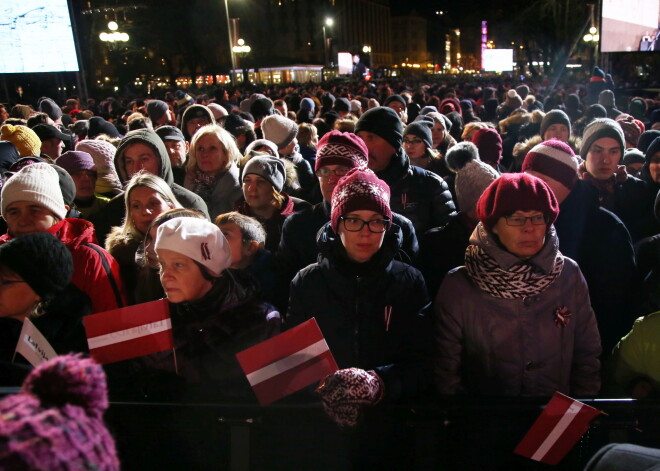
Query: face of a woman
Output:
[[431, 120, 445, 147], [4, 201, 59, 237], [186, 117, 211, 140], [403, 134, 426, 159], [491, 210, 547, 260], [0, 269, 41, 320], [157, 248, 213, 303], [195, 133, 228, 174], [243, 174, 275, 211], [129, 186, 173, 235], [649, 152, 660, 183], [338, 210, 386, 263]]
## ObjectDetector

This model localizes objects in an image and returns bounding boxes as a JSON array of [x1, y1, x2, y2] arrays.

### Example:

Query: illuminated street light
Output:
[[108, 21, 118, 31], [322, 17, 334, 67]]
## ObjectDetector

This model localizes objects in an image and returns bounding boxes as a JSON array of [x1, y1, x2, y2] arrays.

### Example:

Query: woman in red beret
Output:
[[434, 172, 601, 397]]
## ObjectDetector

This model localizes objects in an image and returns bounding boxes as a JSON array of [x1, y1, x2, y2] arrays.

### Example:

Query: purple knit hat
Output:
[[315, 130, 368, 171], [330, 168, 392, 232], [56, 150, 96, 175], [0, 354, 120, 471]]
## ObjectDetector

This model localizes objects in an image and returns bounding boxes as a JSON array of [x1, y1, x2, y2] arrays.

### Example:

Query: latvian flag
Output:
[[83, 299, 173, 364], [236, 318, 338, 405], [514, 392, 603, 465]]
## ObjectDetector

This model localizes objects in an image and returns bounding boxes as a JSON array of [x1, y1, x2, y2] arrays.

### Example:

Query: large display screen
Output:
[[601, 0, 660, 52], [482, 49, 514, 72], [0, 1, 80, 73]]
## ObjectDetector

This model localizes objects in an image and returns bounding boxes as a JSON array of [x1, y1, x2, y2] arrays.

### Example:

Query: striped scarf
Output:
[[465, 244, 564, 299]]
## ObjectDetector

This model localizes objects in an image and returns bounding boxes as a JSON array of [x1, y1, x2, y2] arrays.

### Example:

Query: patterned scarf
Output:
[[191, 169, 218, 202], [465, 244, 564, 299]]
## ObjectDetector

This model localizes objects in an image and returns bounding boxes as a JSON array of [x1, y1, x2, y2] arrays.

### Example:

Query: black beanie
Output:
[[540, 110, 572, 139], [639, 130, 660, 154], [355, 106, 403, 151], [333, 97, 350, 113], [404, 118, 433, 149], [384, 95, 406, 108], [0, 233, 73, 302]]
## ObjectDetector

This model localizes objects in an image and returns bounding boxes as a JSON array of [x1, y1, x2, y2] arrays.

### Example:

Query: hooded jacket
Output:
[[0, 218, 126, 314], [90, 129, 209, 243], [376, 148, 456, 235], [288, 223, 432, 402], [434, 224, 601, 397]]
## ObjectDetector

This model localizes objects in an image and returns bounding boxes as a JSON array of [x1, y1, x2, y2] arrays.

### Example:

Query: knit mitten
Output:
[[315, 367, 385, 427]]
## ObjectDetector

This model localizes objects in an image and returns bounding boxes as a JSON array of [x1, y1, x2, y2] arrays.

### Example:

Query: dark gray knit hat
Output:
[[540, 110, 571, 139], [404, 119, 433, 149], [37, 97, 62, 121], [146, 100, 169, 123], [243, 154, 286, 192], [580, 118, 625, 159]]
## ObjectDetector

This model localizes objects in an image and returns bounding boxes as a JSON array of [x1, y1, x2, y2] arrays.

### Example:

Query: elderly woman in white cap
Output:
[[112, 217, 281, 402], [235, 155, 311, 252]]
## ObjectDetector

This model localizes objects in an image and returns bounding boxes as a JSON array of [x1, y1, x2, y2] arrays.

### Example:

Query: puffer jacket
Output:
[[376, 148, 456, 234], [288, 223, 433, 402], [434, 224, 602, 397], [0, 218, 126, 314]]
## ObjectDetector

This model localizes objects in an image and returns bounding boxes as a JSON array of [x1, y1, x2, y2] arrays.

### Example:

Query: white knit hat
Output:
[[261, 115, 298, 149], [155, 217, 232, 277], [1, 163, 67, 220]]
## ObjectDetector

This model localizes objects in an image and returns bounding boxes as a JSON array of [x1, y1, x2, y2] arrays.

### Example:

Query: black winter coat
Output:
[[287, 223, 432, 402], [106, 270, 280, 402], [376, 148, 456, 235]]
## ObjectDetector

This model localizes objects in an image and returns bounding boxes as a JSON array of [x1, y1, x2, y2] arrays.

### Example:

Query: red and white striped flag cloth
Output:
[[236, 318, 338, 405], [83, 299, 173, 364], [514, 392, 603, 465]]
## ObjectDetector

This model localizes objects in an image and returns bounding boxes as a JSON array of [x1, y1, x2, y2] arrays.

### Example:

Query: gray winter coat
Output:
[[434, 224, 601, 397]]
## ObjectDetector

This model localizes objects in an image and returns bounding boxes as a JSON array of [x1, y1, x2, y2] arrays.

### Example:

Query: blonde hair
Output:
[[297, 122, 318, 148], [119, 171, 182, 238], [461, 122, 489, 141], [187, 124, 241, 176]]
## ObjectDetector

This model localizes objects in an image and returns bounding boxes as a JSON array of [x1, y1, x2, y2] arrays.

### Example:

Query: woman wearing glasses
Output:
[[288, 168, 432, 431], [434, 173, 601, 397]]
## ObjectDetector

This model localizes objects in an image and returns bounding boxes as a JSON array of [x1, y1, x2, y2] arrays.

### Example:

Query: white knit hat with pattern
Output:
[[155, 217, 232, 277], [1, 163, 67, 220]]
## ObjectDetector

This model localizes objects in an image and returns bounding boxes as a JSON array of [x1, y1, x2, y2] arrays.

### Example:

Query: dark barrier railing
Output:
[[103, 398, 660, 471]]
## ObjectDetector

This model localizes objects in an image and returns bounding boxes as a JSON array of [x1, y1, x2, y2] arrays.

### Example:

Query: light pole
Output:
[[224, 0, 237, 85], [322, 17, 334, 67]]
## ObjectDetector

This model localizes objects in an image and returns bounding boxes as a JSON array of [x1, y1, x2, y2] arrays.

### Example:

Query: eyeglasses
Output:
[[504, 214, 549, 226], [315, 167, 351, 178], [0, 279, 26, 288], [340, 216, 391, 233], [403, 138, 424, 146]]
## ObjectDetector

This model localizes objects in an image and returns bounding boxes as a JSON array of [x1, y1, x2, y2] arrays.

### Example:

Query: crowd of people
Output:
[[1, 67, 660, 468]]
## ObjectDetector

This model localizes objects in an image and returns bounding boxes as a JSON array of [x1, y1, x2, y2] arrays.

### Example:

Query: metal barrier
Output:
[[104, 398, 660, 471]]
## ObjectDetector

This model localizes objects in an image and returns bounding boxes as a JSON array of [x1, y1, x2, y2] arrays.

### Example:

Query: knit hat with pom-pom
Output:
[[446, 141, 499, 212], [0, 354, 120, 471]]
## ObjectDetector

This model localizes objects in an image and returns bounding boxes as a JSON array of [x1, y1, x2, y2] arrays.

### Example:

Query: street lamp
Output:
[[322, 17, 334, 67], [232, 38, 252, 83]]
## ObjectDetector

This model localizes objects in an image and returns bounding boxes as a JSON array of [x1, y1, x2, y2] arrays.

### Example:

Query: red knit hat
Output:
[[330, 168, 392, 232], [476, 173, 559, 231], [315, 130, 368, 171], [472, 127, 503, 166]]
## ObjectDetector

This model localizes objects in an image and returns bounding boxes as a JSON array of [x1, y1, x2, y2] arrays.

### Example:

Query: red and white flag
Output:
[[514, 392, 603, 465], [236, 318, 338, 405], [83, 299, 173, 364], [14, 317, 57, 367]]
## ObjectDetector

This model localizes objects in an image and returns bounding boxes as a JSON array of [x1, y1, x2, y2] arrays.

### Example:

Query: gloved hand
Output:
[[315, 367, 385, 427]]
